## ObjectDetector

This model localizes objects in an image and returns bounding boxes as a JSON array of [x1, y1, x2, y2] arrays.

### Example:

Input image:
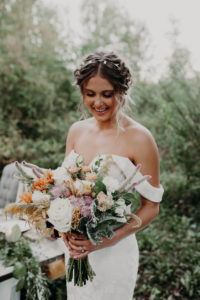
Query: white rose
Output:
[[32, 191, 50, 203], [103, 176, 119, 194], [47, 198, 72, 232], [62, 152, 83, 168], [52, 167, 70, 185], [5, 224, 21, 242]]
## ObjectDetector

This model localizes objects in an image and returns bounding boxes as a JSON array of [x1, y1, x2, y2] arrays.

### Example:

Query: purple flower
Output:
[[50, 184, 70, 198], [69, 195, 94, 217]]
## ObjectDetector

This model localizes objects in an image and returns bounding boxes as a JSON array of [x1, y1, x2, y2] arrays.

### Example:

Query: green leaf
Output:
[[93, 175, 107, 194], [119, 192, 135, 205], [13, 262, 27, 279], [16, 278, 25, 291]]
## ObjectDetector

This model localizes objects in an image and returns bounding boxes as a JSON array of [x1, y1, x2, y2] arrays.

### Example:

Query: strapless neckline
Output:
[[63, 149, 164, 203], [70, 149, 135, 167]]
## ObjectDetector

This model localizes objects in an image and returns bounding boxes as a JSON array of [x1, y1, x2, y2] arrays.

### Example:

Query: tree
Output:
[[0, 0, 78, 171], [74, 0, 150, 80]]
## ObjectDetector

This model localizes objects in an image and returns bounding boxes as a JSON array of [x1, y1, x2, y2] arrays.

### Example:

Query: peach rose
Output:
[[96, 191, 114, 212], [85, 172, 97, 181]]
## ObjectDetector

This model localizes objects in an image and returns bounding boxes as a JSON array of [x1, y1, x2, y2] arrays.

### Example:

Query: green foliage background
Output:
[[0, 0, 199, 299]]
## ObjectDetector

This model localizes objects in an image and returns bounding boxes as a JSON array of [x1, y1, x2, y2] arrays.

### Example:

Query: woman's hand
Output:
[[63, 231, 121, 259]]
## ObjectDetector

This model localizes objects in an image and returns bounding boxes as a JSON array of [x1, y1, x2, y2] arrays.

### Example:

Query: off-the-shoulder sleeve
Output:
[[134, 179, 164, 202], [111, 155, 164, 203], [129, 164, 164, 202]]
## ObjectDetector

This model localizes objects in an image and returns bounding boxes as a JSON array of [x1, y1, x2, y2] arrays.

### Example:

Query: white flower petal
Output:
[[47, 198, 72, 232]]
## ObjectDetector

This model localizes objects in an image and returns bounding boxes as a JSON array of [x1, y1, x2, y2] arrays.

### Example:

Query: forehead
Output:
[[84, 75, 114, 91]]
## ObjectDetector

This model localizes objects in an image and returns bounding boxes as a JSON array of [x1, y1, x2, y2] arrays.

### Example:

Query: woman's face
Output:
[[82, 75, 117, 123]]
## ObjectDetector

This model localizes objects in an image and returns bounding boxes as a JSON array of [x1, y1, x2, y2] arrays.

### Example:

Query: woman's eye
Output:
[[86, 93, 95, 97], [102, 93, 113, 98]]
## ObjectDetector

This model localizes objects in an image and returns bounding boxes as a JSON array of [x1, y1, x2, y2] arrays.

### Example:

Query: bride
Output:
[[62, 51, 164, 300]]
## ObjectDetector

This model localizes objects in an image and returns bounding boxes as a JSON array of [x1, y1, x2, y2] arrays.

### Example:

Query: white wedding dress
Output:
[[62, 150, 164, 300]]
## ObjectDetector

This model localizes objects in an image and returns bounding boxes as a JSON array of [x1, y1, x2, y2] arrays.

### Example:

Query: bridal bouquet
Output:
[[4, 155, 149, 286]]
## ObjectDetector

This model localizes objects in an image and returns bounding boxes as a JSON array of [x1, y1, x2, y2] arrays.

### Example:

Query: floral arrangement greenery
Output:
[[0, 233, 50, 300], [4, 154, 147, 286]]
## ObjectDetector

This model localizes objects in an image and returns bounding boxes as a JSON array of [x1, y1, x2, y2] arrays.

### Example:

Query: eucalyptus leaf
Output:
[[16, 277, 25, 291], [13, 262, 27, 279]]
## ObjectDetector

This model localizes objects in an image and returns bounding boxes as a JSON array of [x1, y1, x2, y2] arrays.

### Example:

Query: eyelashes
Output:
[[86, 93, 114, 98]]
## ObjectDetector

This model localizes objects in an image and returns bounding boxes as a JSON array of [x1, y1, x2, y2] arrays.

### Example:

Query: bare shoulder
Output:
[[125, 118, 160, 186], [126, 120, 158, 150], [68, 118, 93, 135], [65, 118, 93, 154]]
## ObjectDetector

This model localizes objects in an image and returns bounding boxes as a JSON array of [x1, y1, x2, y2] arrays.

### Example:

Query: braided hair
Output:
[[74, 51, 133, 127], [74, 51, 132, 95]]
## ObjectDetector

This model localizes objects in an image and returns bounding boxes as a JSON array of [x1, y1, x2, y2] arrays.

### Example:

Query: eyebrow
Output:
[[83, 88, 114, 92]]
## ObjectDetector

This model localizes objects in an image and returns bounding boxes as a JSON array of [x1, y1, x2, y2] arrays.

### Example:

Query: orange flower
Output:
[[20, 192, 33, 203], [44, 170, 55, 184], [32, 178, 48, 192], [84, 184, 91, 191]]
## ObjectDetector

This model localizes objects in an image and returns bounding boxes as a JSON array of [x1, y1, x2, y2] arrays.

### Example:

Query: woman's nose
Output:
[[94, 97, 104, 107]]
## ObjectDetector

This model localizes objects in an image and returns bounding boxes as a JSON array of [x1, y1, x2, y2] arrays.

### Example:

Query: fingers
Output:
[[68, 238, 89, 247], [70, 232, 87, 240], [70, 250, 90, 260], [69, 241, 85, 252], [63, 233, 73, 250]]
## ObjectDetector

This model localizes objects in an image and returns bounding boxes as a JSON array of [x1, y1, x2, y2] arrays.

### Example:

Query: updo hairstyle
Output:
[[74, 51, 133, 127]]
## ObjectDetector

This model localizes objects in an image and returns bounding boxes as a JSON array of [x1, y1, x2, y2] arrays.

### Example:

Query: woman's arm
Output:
[[63, 126, 161, 259]]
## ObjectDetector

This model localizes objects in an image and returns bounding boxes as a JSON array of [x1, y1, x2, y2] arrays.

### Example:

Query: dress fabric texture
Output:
[[62, 150, 164, 300]]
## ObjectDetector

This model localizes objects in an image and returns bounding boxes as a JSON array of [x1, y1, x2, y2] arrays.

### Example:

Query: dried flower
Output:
[[20, 192, 33, 203], [44, 170, 55, 184], [32, 178, 48, 192], [71, 208, 81, 229]]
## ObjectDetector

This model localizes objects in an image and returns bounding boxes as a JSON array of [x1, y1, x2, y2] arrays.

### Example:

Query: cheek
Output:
[[83, 96, 92, 107]]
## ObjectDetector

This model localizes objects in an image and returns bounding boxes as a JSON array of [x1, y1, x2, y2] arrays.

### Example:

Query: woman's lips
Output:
[[93, 107, 109, 115]]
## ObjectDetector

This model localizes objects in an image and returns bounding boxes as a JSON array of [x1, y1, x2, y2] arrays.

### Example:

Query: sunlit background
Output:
[[42, 0, 200, 80]]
